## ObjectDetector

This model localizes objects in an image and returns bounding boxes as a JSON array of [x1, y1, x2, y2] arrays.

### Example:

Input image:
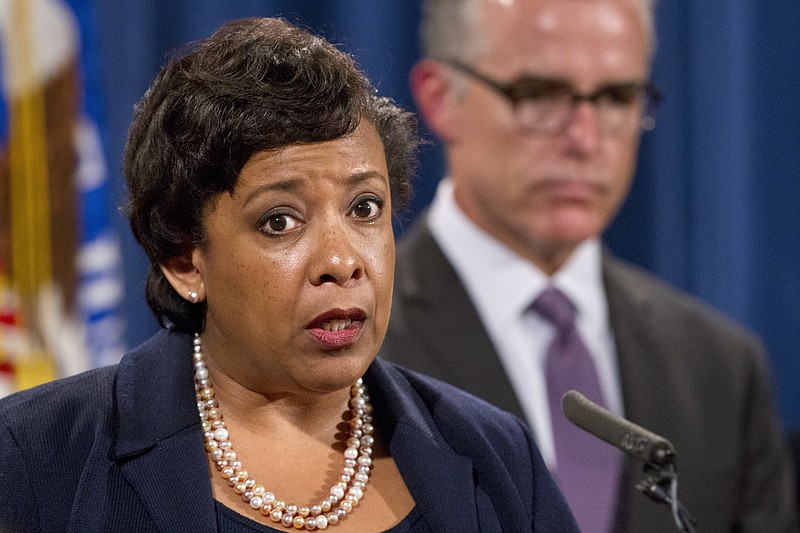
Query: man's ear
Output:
[[409, 59, 460, 142], [159, 249, 205, 303]]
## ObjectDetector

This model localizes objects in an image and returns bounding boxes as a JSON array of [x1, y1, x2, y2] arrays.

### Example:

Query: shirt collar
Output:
[[551, 239, 606, 326]]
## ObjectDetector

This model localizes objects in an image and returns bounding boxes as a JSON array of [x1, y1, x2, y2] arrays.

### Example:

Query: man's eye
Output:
[[351, 197, 383, 219], [259, 213, 301, 235], [599, 85, 641, 106], [510, 80, 570, 102]]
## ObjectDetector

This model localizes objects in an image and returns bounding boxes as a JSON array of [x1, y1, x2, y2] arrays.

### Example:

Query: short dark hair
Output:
[[124, 17, 420, 332]]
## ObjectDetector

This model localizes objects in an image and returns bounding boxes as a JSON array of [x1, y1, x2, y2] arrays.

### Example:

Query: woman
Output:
[[0, 18, 577, 532]]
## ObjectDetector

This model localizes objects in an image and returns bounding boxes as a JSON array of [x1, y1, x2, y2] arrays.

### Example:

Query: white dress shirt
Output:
[[427, 178, 624, 469]]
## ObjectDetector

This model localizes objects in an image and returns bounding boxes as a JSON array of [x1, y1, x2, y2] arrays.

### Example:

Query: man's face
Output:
[[446, 0, 651, 273]]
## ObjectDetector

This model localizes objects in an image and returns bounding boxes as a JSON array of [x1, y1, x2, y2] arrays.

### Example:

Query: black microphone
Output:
[[561, 390, 676, 467]]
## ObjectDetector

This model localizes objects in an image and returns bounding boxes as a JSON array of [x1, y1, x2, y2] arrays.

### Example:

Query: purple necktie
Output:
[[533, 287, 622, 533]]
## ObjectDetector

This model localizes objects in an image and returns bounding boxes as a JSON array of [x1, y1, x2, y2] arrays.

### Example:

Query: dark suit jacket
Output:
[[380, 218, 799, 533], [791, 431, 800, 519], [0, 328, 578, 532]]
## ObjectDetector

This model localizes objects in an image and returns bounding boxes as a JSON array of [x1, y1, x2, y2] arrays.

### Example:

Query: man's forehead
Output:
[[478, 0, 651, 78]]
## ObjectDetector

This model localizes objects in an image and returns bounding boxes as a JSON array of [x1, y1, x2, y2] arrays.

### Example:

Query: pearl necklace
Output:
[[192, 333, 375, 530]]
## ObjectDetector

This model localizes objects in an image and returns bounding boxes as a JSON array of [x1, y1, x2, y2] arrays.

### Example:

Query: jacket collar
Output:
[[602, 252, 683, 531], [113, 329, 216, 533], [113, 329, 200, 457], [601, 251, 664, 426], [364, 358, 484, 530]]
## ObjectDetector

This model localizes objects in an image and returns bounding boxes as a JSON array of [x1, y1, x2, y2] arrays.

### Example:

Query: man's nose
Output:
[[562, 101, 602, 154]]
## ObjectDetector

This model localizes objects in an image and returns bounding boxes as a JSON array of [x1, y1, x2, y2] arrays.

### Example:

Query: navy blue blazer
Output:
[[0, 329, 578, 532]]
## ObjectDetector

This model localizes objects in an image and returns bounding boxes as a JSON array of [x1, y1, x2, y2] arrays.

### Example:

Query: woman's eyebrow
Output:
[[345, 170, 387, 186], [242, 177, 305, 206]]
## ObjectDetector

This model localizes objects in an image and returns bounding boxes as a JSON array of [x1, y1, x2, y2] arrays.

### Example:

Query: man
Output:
[[380, 0, 799, 531]]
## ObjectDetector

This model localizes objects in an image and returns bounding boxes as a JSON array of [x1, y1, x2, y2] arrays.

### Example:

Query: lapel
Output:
[[603, 252, 686, 530], [364, 358, 482, 531], [112, 330, 217, 533], [603, 252, 657, 425], [391, 216, 526, 418], [603, 252, 686, 432]]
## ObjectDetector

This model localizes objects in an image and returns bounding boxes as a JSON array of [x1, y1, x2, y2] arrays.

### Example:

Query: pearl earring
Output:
[[188, 291, 199, 303]]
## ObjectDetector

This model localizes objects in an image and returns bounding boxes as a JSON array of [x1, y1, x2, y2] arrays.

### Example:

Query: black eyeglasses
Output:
[[443, 59, 661, 135]]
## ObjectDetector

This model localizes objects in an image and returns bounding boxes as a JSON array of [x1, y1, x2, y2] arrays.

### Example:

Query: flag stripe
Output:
[[7, 0, 53, 303]]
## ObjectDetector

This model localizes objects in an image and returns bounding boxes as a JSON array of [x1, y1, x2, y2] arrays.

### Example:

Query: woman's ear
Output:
[[409, 59, 460, 142], [160, 249, 205, 303]]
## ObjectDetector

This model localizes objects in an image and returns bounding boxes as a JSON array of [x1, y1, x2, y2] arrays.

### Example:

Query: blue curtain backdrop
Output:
[[96, 2, 800, 431]]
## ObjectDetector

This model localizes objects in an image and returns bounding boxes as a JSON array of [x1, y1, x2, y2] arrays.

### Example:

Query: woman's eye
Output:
[[351, 197, 383, 219], [259, 212, 301, 235]]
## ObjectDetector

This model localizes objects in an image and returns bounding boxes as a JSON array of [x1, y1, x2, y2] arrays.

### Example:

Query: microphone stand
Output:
[[560, 390, 698, 532], [635, 461, 697, 533]]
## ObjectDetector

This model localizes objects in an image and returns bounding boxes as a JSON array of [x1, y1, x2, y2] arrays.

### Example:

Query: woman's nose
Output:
[[310, 224, 365, 286]]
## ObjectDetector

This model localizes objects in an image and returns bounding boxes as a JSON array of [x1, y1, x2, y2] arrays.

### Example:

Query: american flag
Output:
[[0, 0, 126, 395]]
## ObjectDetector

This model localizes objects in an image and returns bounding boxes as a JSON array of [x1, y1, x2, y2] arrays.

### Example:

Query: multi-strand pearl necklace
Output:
[[192, 333, 375, 530]]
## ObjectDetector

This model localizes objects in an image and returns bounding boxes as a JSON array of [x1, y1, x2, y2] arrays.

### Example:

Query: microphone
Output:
[[561, 390, 676, 467]]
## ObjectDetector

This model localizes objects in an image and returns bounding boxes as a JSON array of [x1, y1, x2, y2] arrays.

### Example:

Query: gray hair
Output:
[[420, 0, 656, 63]]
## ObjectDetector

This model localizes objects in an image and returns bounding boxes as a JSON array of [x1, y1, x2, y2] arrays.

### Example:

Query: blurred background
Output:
[[1, 0, 798, 434]]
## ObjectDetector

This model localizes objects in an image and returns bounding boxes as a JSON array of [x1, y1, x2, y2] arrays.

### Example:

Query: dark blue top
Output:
[[0, 329, 578, 532], [215, 501, 429, 532]]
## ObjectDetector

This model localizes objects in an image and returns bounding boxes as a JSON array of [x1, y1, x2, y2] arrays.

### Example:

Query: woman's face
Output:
[[191, 121, 394, 395]]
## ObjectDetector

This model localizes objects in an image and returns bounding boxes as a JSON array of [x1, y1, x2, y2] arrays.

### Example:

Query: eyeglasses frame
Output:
[[441, 59, 662, 133]]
